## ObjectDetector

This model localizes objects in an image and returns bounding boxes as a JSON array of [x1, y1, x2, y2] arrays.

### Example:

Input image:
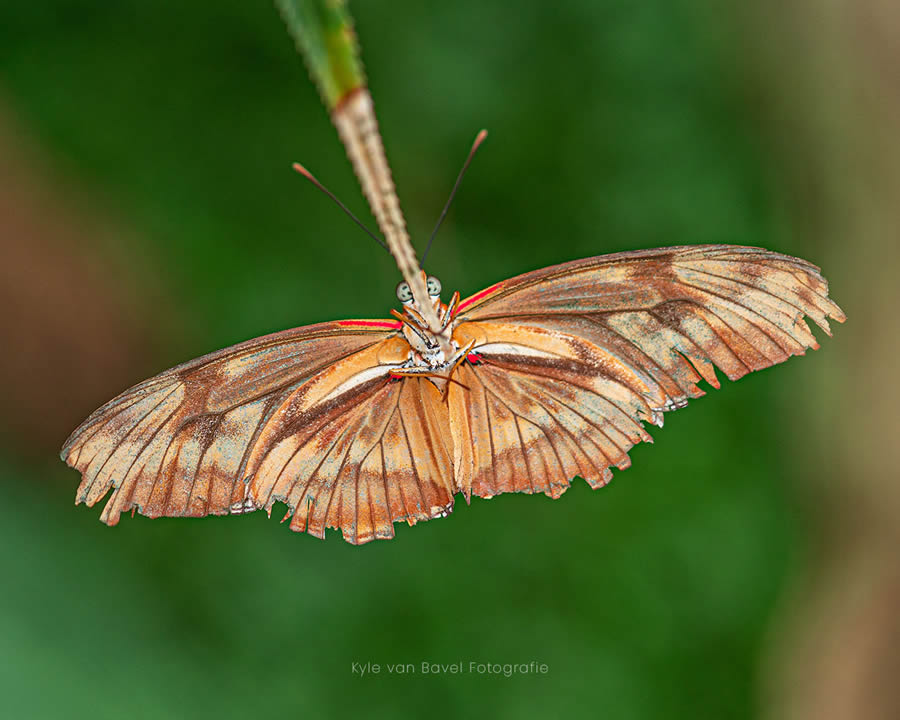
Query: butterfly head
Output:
[[390, 271, 470, 393], [392, 272, 461, 364], [396, 275, 441, 305]]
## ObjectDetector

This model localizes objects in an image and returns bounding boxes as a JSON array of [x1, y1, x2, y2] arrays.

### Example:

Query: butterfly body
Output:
[[389, 282, 471, 394]]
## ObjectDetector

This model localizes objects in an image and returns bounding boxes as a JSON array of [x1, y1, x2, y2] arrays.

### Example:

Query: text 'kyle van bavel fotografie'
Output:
[[352, 661, 550, 677]]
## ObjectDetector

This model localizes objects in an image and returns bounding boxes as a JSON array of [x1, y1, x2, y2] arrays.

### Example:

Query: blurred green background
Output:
[[2, 1, 897, 719]]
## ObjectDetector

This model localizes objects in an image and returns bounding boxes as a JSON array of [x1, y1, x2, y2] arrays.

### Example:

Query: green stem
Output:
[[276, 0, 366, 111]]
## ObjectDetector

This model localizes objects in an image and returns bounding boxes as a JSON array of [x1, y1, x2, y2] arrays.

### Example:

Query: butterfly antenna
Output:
[[292, 162, 389, 251], [422, 129, 488, 263]]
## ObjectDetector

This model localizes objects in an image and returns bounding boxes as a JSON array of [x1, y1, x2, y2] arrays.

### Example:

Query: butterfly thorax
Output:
[[390, 290, 474, 393]]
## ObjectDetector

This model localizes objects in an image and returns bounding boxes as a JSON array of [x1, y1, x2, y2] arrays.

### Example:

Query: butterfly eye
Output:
[[426, 276, 442, 297], [396, 282, 414, 303]]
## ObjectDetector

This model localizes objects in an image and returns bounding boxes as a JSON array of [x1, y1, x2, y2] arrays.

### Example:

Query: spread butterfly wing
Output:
[[243, 367, 453, 544], [447, 322, 660, 500], [61, 319, 451, 542], [450, 244, 845, 498]]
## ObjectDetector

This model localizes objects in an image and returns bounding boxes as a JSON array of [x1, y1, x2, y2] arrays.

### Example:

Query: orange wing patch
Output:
[[249, 377, 453, 543], [448, 322, 658, 501], [240, 339, 453, 543]]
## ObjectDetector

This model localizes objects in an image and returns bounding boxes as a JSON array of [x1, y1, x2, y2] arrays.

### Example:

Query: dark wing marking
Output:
[[61, 321, 398, 526], [247, 376, 454, 544], [459, 245, 845, 408], [448, 323, 657, 500], [449, 245, 844, 498]]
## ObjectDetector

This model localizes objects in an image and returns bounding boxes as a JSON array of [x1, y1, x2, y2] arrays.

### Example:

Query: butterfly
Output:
[[61, 244, 845, 543], [60, 84, 844, 544]]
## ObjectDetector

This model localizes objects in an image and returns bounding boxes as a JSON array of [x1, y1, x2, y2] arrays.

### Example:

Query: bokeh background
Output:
[[1, 1, 897, 718]]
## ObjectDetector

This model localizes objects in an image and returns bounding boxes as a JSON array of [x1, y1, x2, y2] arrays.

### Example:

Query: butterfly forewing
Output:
[[460, 246, 843, 393]]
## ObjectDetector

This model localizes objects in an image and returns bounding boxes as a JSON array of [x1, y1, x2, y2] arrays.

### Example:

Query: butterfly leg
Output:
[[440, 292, 460, 331], [386, 339, 476, 398]]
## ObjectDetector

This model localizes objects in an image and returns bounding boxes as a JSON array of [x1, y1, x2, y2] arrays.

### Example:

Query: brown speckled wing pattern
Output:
[[246, 373, 453, 544], [449, 245, 845, 503], [61, 322, 393, 527]]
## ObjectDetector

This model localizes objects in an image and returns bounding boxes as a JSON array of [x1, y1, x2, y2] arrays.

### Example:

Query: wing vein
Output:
[[81, 384, 181, 503], [397, 402, 428, 518]]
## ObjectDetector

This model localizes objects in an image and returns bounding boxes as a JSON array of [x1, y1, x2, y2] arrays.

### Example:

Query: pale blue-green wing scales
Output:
[[458, 245, 845, 407]]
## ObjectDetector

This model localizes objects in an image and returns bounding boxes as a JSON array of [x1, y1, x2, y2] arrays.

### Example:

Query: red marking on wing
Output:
[[457, 283, 503, 312], [337, 319, 403, 329]]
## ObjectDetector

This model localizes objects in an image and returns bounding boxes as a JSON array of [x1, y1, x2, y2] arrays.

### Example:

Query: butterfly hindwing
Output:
[[448, 321, 659, 501], [243, 341, 454, 543]]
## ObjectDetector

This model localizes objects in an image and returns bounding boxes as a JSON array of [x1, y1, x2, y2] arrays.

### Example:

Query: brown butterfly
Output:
[[61, 90, 845, 544]]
